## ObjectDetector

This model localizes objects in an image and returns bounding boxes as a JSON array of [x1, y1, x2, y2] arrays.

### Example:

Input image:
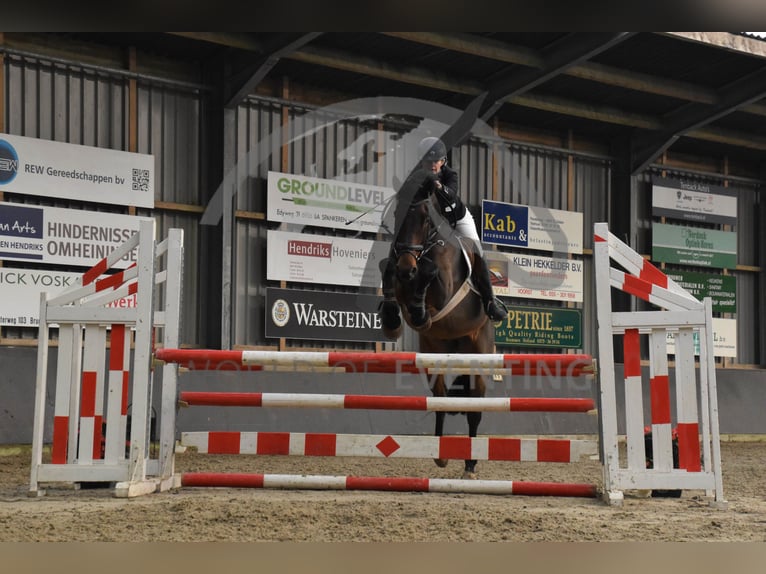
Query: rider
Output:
[[378, 136, 508, 332]]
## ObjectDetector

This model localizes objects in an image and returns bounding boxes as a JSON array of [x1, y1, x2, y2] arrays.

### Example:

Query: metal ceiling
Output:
[[41, 32, 766, 175]]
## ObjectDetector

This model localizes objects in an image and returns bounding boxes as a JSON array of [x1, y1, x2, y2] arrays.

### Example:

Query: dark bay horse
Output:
[[383, 183, 496, 479]]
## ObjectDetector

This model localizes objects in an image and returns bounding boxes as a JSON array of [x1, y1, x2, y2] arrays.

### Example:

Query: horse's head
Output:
[[392, 185, 444, 283]]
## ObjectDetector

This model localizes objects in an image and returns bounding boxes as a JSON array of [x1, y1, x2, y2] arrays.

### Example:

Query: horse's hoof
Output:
[[412, 317, 432, 332], [434, 458, 448, 468], [462, 471, 478, 480], [382, 324, 403, 340]]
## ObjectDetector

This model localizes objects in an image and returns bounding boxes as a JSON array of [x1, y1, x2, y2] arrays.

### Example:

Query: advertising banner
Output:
[[485, 251, 583, 302], [0, 202, 150, 268], [665, 318, 737, 358], [266, 171, 395, 233], [267, 229, 389, 288], [0, 268, 136, 327], [0, 133, 154, 208], [266, 287, 387, 342], [652, 223, 737, 269], [652, 176, 737, 225], [665, 270, 736, 314], [481, 200, 582, 254], [494, 304, 582, 349]]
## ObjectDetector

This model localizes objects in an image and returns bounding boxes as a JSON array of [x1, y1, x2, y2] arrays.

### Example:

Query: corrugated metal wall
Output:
[[2, 47, 760, 366], [229, 97, 611, 356], [1, 51, 204, 345], [635, 168, 761, 364]]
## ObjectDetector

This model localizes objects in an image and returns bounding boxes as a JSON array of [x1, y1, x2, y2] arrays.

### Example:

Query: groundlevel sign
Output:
[[266, 171, 395, 233], [266, 287, 387, 342]]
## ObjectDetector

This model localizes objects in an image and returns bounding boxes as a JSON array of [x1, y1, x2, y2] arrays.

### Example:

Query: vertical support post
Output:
[[593, 222, 621, 505], [77, 326, 107, 462], [104, 324, 130, 462], [648, 329, 673, 471], [701, 297, 725, 504], [623, 328, 645, 470], [674, 328, 701, 472], [29, 293, 51, 495], [121, 220, 157, 495], [158, 228, 184, 484]]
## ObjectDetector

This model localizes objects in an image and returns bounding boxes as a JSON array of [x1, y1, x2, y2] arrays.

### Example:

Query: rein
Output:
[[393, 196, 447, 262]]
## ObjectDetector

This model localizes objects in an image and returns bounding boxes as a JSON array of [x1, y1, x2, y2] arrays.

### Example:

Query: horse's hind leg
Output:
[[432, 373, 448, 468], [434, 411, 448, 468], [463, 411, 482, 479]]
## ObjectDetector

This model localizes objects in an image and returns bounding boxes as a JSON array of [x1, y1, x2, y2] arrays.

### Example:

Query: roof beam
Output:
[[223, 33, 322, 108], [383, 31, 766, 116], [479, 32, 635, 121], [630, 65, 766, 174], [165, 32, 766, 153]]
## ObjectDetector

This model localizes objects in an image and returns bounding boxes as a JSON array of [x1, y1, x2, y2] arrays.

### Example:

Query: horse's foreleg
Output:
[[407, 257, 438, 330], [463, 411, 482, 479]]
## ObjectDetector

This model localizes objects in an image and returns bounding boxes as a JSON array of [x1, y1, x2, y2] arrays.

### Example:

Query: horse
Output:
[[382, 181, 496, 479]]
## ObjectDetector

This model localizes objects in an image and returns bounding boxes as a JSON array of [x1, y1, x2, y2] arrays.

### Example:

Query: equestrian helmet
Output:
[[418, 137, 447, 162]]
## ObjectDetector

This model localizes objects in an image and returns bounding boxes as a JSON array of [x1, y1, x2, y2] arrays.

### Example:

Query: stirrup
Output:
[[485, 298, 508, 322]]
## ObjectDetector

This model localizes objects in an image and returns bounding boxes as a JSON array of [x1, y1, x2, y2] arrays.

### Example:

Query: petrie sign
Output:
[[266, 229, 389, 288], [266, 171, 396, 233], [0, 202, 151, 267], [481, 200, 583, 254], [0, 268, 137, 326], [266, 287, 386, 343], [0, 133, 154, 208], [651, 176, 737, 225], [494, 304, 582, 349]]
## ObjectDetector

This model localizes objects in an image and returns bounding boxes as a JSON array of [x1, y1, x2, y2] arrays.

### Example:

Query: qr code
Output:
[[132, 168, 150, 192]]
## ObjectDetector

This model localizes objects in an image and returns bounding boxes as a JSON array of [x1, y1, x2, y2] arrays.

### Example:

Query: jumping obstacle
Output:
[[180, 473, 598, 497], [180, 432, 597, 463], [178, 392, 595, 412], [29, 220, 183, 497], [165, 349, 600, 497], [28, 221, 726, 507], [155, 348, 593, 375], [594, 222, 725, 507]]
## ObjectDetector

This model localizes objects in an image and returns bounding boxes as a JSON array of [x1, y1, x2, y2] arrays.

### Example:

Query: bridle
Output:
[[393, 192, 447, 263]]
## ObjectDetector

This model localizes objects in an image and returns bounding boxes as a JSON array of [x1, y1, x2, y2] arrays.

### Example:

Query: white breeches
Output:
[[453, 209, 482, 255]]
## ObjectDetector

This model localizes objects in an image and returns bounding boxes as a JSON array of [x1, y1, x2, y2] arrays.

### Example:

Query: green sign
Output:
[[652, 223, 737, 269], [494, 305, 582, 349], [665, 271, 736, 314]]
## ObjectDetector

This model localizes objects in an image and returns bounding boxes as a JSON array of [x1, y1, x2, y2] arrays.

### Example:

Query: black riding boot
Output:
[[473, 256, 508, 322], [378, 257, 401, 331]]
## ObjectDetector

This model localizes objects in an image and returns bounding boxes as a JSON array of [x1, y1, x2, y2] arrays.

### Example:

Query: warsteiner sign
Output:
[[266, 287, 387, 342], [494, 304, 582, 349]]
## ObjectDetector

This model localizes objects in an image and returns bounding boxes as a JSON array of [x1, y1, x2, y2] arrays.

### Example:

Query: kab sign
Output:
[[481, 200, 582, 254], [0, 133, 154, 208], [266, 287, 387, 342]]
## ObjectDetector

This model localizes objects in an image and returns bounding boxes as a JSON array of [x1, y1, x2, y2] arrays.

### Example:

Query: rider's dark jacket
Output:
[[432, 164, 466, 226]]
